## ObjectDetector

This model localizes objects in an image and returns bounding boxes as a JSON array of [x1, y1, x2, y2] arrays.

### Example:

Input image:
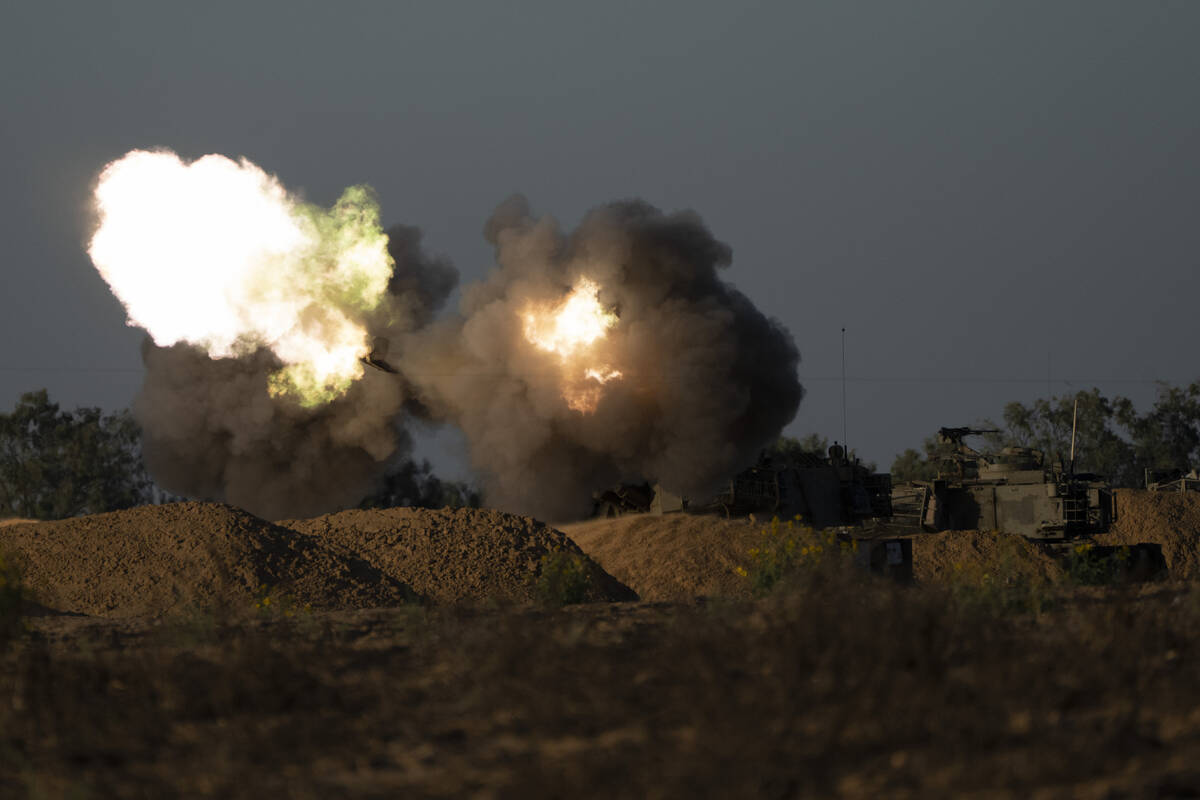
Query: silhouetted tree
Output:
[[890, 440, 939, 482], [891, 382, 1200, 488], [1116, 382, 1200, 481], [998, 388, 1135, 483], [360, 457, 480, 510], [0, 390, 152, 519]]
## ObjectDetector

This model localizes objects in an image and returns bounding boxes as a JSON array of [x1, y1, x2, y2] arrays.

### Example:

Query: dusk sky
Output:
[[3, 0, 1198, 478]]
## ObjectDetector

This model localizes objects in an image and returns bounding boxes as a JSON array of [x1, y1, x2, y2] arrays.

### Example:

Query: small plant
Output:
[[534, 549, 591, 607], [0, 549, 27, 644], [253, 584, 311, 619], [1065, 542, 1129, 586], [944, 540, 1056, 617], [739, 517, 856, 595]]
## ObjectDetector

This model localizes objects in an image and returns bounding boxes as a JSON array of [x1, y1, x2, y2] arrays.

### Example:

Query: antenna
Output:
[[841, 327, 847, 453], [1069, 395, 1079, 474]]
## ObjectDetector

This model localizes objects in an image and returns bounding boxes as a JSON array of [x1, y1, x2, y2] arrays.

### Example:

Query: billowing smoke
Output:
[[131, 223, 457, 519], [88, 151, 801, 521], [88, 150, 456, 518], [401, 195, 804, 520]]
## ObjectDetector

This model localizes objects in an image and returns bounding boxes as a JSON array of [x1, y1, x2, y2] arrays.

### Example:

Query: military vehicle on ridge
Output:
[[891, 427, 1114, 540], [891, 427, 1165, 580]]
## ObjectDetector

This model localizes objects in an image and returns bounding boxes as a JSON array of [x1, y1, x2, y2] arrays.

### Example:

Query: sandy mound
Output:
[[560, 514, 761, 601], [0, 502, 414, 618], [563, 516, 1065, 598], [909, 530, 1062, 585], [0, 518, 38, 527], [280, 507, 636, 604], [1095, 489, 1200, 578]]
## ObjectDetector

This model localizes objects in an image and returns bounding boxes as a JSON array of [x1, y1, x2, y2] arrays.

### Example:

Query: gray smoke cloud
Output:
[[401, 195, 804, 520], [133, 226, 458, 520], [133, 198, 802, 522]]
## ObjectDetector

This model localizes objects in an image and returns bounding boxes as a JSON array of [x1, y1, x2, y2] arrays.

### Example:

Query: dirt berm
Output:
[[559, 514, 760, 601], [280, 507, 637, 604], [563, 515, 1071, 599], [1095, 489, 1200, 578], [0, 503, 414, 618], [908, 530, 1062, 585]]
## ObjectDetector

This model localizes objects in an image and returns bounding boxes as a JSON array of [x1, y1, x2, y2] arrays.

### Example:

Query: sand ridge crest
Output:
[[0, 502, 413, 617], [560, 513, 762, 602], [281, 506, 637, 604]]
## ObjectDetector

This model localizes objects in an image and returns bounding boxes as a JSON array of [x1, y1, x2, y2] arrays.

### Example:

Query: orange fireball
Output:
[[522, 278, 622, 412]]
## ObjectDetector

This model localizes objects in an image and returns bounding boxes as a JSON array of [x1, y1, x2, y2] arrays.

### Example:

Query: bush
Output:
[[943, 542, 1056, 616], [738, 518, 857, 595], [253, 584, 311, 619], [534, 549, 591, 607], [1065, 543, 1130, 586]]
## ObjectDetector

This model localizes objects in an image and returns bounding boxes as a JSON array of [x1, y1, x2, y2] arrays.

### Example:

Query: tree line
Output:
[[890, 383, 1200, 486], [6, 383, 1198, 519], [0, 390, 478, 520]]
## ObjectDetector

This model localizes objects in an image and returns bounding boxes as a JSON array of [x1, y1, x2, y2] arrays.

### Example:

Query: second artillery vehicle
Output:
[[596, 443, 893, 528], [892, 427, 1114, 540], [891, 427, 1165, 579], [593, 444, 910, 580]]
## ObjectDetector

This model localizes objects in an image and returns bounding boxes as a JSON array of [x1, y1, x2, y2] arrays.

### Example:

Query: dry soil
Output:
[[560, 513, 761, 601], [1095, 488, 1200, 578], [0, 502, 413, 617], [909, 529, 1062, 584], [281, 506, 636, 604]]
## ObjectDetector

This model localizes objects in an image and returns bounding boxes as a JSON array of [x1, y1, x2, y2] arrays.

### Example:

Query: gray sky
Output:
[[3, 0, 1198, 476]]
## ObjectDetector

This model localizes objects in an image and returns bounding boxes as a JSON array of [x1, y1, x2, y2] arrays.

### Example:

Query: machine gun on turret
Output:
[[896, 425, 1112, 540]]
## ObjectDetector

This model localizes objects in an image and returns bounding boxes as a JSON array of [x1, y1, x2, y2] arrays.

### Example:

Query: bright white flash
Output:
[[87, 150, 393, 406]]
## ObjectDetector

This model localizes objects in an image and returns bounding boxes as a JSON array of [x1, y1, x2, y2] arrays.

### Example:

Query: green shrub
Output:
[[943, 546, 1056, 617], [253, 584, 311, 618], [738, 518, 856, 595], [1065, 543, 1129, 586], [534, 549, 591, 607]]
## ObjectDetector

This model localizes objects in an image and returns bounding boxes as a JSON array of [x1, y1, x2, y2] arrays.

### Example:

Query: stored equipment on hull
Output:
[[704, 443, 891, 526], [1144, 468, 1200, 494]]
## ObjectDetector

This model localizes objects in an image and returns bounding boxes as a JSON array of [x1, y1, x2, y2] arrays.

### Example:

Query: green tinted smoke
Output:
[[267, 185, 392, 408], [269, 363, 359, 409], [295, 185, 393, 312]]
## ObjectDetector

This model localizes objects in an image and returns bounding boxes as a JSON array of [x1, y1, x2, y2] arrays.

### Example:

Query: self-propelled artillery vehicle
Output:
[[891, 427, 1164, 579], [892, 427, 1113, 540], [596, 443, 892, 528]]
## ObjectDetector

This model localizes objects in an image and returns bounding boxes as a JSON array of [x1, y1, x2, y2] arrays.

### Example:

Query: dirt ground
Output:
[[562, 515, 1069, 599], [4, 578, 1200, 798], [0, 503, 633, 618], [560, 514, 760, 601], [2, 494, 1200, 797], [909, 529, 1062, 585], [0, 503, 414, 617], [1095, 488, 1200, 578], [283, 506, 635, 605]]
